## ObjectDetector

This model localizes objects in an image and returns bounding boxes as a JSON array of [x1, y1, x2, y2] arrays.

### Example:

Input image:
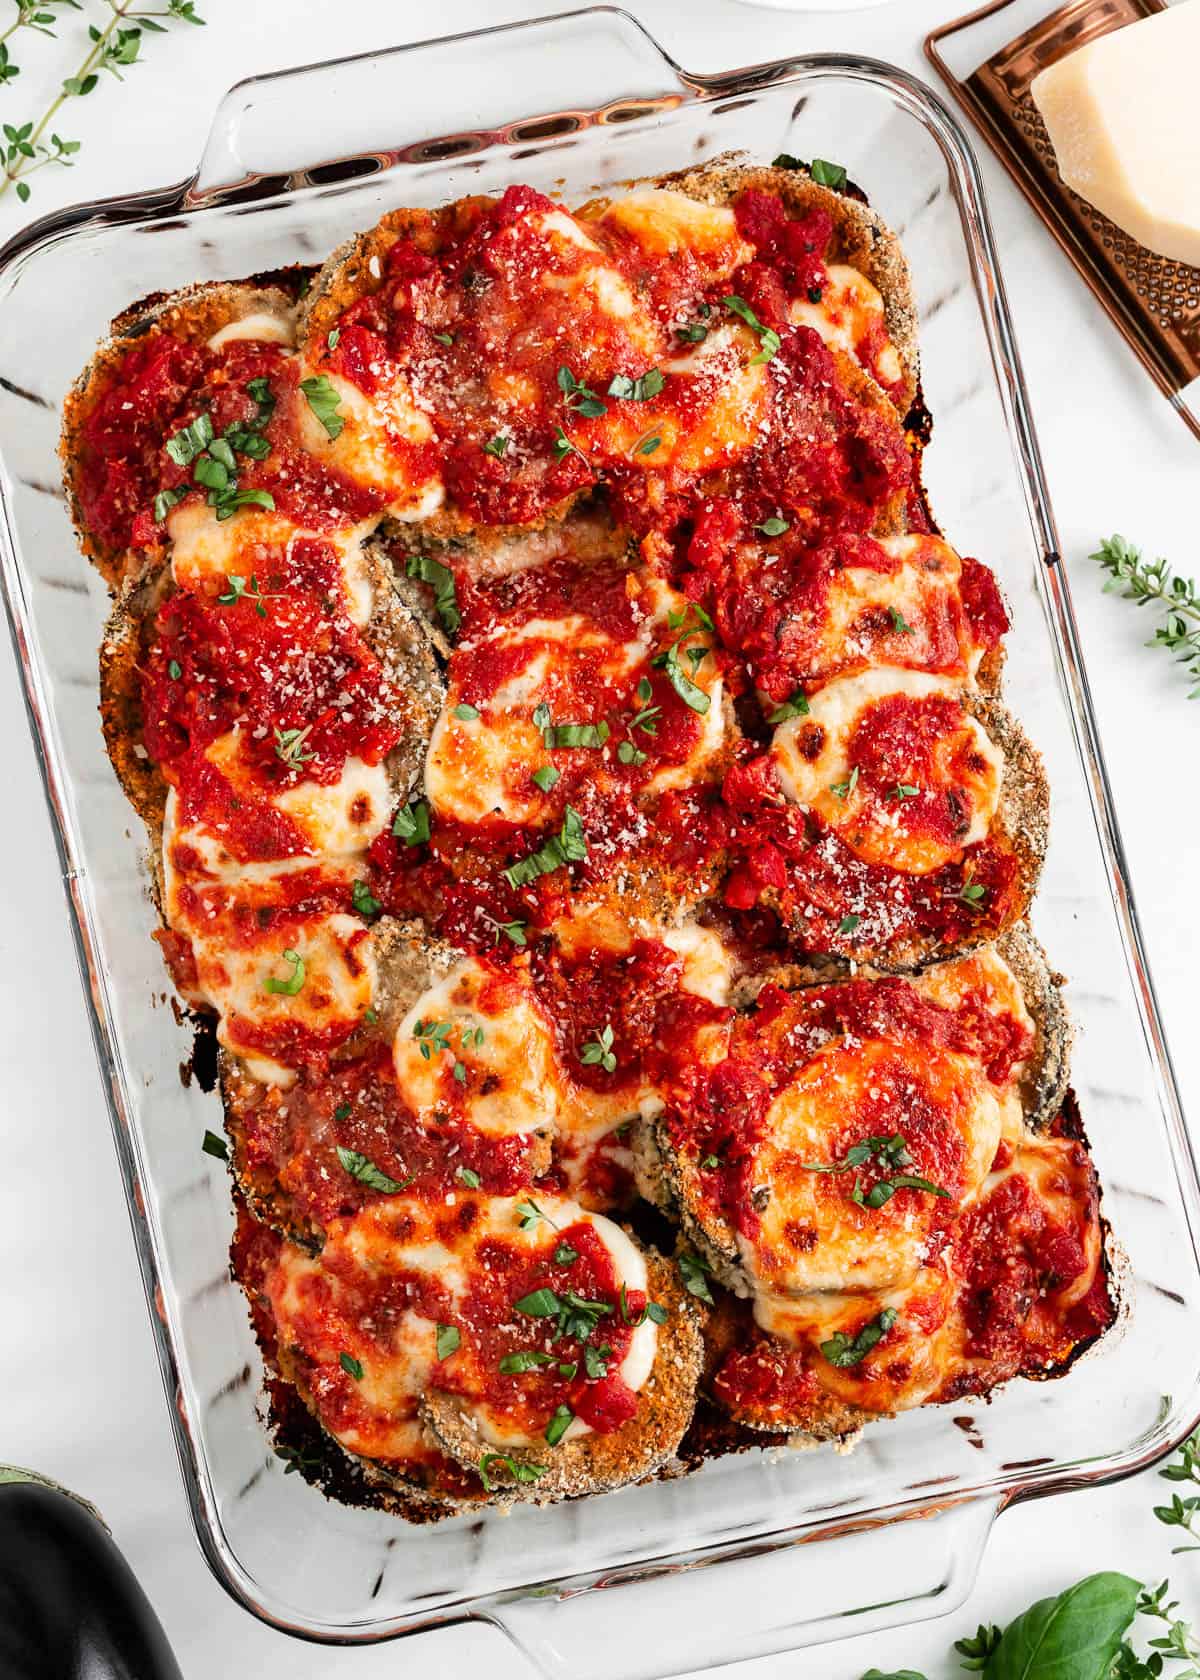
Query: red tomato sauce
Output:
[[235, 1045, 540, 1229]]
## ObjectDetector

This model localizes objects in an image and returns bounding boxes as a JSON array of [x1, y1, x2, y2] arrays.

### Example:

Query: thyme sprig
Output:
[[1155, 1428, 1200, 1554], [1, 0, 204, 206], [1091, 534, 1200, 699]]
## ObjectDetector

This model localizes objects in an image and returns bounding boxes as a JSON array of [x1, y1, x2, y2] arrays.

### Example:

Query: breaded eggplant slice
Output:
[[97, 536, 443, 845], [61, 281, 299, 587], [637, 928, 1069, 1298], [222, 929, 561, 1246], [656, 157, 919, 414], [254, 1192, 702, 1508], [233, 1205, 484, 1516], [422, 1246, 704, 1504], [758, 675, 1048, 971]]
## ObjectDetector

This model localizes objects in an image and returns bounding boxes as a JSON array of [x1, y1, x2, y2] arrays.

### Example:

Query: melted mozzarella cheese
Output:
[[754, 1265, 957, 1413], [424, 613, 649, 826], [740, 1038, 1002, 1298], [206, 309, 296, 351], [594, 190, 752, 276], [274, 756, 393, 856], [293, 366, 444, 522], [186, 731, 392, 860], [777, 532, 976, 686], [789, 263, 903, 390], [393, 957, 561, 1137], [166, 501, 378, 627], [653, 325, 770, 474], [771, 667, 1004, 874]]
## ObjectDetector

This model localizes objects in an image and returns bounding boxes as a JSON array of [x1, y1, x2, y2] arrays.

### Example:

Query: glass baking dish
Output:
[[0, 10, 1197, 1674]]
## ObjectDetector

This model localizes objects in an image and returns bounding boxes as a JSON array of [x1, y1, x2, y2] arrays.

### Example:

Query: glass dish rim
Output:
[[0, 6, 1197, 1651]]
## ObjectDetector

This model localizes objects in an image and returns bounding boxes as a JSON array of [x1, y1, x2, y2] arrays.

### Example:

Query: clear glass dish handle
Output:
[[188, 9, 696, 206], [483, 1496, 1000, 1680]]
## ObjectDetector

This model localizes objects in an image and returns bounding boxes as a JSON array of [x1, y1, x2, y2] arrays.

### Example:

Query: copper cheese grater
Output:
[[927, 0, 1200, 442]]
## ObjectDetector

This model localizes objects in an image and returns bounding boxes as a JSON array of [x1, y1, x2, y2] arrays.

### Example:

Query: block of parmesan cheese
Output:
[[1031, 2, 1200, 268]]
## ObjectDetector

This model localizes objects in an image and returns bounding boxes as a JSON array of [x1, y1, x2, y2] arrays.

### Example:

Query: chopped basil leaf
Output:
[[635, 433, 662, 456], [453, 702, 480, 721], [514, 1287, 560, 1319], [584, 1343, 611, 1379], [339, 1352, 363, 1380], [192, 453, 229, 492], [351, 879, 381, 919], [646, 1300, 669, 1325], [557, 1361, 578, 1380], [678, 1251, 714, 1304], [821, 1308, 897, 1368], [333, 1103, 351, 1122], [617, 740, 647, 766], [807, 285, 823, 304], [482, 434, 509, 459], [810, 157, 847, 190], [544, 721, 609, 750], [436, 1324, 461, 1361], [478, 1452, 544, 1492], [958, 881, 987, 905], [675, 321, 708, 343], [201, 1128, 228, 1161], [263, 947, 305, 996], [545, 1405, 573, 1447], [164, 411, 213, 467], [153, 485, 186, 523], [607, 367, 664, 403], [433, 331, 454, 346], [496, 919, 527, 949], [167, 659, 182, 681], [405, 552, 460, 635], [532, 765, 560, 793], [654, 634, 710, 716], [457, 1166, 482, 1189], [772, 152, 804, 171], [891, 784, 920, 801], [499, 1349, 556, 1374], [830, 765, 859, 801], [211, 486, 275, 523], [700, 1153, 721, 1170], [503, 806, 587, 890], [756, 516, 789, 537], [722, 295, 782, 365], [336, 1147, 413, 1194], [300, 374, 345, 440], [326, 328, 340, 351], [767, 690, 809, 723], [208, 436, 236, 473], [392, 800, 431, 845], [553, 1242, 579, 1267], [838, 913, 863, 934]]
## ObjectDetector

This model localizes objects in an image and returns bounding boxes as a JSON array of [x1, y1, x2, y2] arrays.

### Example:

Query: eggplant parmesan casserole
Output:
[[62, 159, 1116, 1516]]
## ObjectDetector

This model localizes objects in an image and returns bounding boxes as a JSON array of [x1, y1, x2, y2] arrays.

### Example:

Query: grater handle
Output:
[[482, 1495, 1001, 1680], [187, 8, 695, 207]]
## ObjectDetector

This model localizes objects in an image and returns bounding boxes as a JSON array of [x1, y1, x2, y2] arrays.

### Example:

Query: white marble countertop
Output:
[[1, 2, 1196, 1676]]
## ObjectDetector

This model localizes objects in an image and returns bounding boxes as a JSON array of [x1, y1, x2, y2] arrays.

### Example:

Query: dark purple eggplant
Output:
[[0, 1467, 182, 1680]]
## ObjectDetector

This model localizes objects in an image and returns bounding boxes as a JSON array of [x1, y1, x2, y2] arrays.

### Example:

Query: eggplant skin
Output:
[[0, 1474, 182, 1680]]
